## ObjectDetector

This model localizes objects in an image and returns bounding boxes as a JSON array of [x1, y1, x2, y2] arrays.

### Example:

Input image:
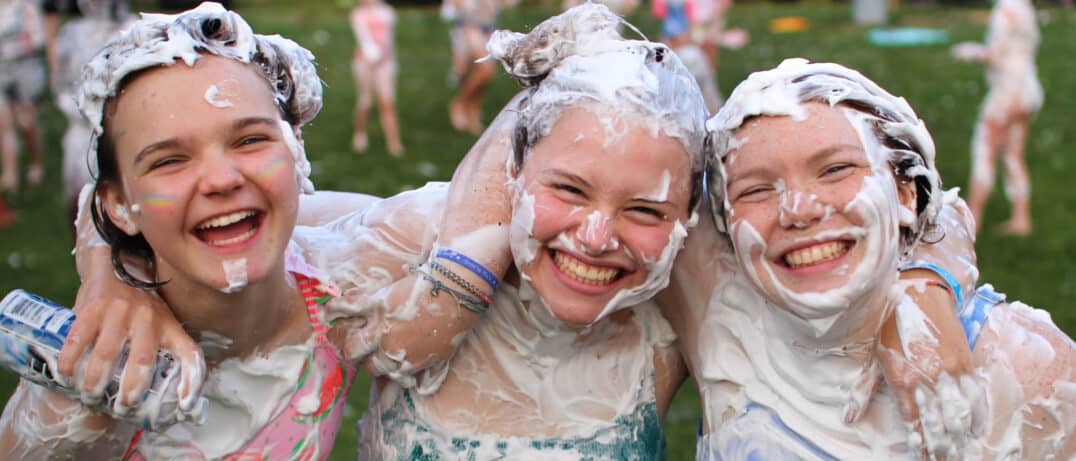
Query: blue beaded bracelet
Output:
[[435, 248, 499, 292]]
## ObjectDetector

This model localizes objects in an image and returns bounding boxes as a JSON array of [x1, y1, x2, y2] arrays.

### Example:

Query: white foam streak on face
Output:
[[777, 191, 820, 229], [731, 109, 906, 336], [575, 210, 618, 252], [277, 120, 315, 195], [137, 341, 313, 459], [594, 219, 688, 322], [220, 258, 247, 293], [508, 176, 541, 273], [203, 83, 234, 108], [640, 169, 672, 203]]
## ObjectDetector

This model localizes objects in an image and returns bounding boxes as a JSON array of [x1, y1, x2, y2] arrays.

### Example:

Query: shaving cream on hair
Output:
[[77, 2, 320, 194]]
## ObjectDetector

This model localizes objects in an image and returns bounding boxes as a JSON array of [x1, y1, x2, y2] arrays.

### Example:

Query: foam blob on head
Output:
[[487, 2, 710, 181], [77, 1, 321, 194], [708, 58, 942, 251]]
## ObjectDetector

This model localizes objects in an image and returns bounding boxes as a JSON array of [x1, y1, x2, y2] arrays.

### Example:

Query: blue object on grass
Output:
[[867, 27, 949, 47]]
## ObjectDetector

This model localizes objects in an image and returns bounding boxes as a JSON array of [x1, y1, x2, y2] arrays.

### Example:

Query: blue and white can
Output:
[[0, 289, 189, 429]]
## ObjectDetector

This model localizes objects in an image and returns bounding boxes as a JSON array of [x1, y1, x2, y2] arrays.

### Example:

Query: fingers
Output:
[[332, 317, 377, 362], [161, 326, 206, 415], [78, 307, 127, 405], [114, 312, 158, 415], [961, 374, 986, 438], [57, 303, 102, 386], [915, 383, 951, 460], [936, 374, 971, 453]]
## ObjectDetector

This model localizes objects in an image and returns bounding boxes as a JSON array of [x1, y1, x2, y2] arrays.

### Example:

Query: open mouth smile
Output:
[[552, 249, 624, 286], [193, 210, 263, 248], [781, 240, 852, 269]]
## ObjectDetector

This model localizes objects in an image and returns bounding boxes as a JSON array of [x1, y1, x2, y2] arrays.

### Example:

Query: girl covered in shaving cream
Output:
[[694, 57, 1073, 460], [1, 3, 512, 459]]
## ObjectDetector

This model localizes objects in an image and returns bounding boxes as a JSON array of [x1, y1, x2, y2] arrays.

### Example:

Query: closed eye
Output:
[[554, 183, 584, 195], [628, 206, 665, 219], [823, 163, 852, 176], [237, 135, 270, 147], [736, 184, 773, 201], [149, 156, 184, 170]]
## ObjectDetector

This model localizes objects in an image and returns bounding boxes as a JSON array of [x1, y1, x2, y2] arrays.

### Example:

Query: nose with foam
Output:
[[574, 210, 619, 254], [778, 190, 828, 229]]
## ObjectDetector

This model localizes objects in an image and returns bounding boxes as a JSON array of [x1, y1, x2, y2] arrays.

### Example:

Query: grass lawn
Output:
[[0, 1, 1073, 459]]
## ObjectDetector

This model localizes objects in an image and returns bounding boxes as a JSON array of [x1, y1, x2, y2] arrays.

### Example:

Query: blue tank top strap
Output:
[[961, 285, 1005, 350], [898, 261, 964, 309]]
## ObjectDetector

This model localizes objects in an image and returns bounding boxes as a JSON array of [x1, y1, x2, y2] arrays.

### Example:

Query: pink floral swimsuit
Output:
[[124, 264, 356, 461]]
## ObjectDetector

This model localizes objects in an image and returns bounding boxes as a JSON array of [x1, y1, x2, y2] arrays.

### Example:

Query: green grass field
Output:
[[0, 1, 1073, 459]]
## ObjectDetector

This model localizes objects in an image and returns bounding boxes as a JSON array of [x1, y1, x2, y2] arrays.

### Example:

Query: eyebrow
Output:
[[727, 143, 862, 186], [133, 116, 281, 166], [630, 196, 672, 206], [134, 138, 183, 167], [232, 116, 280, 131], [543, 168, 593, 189]]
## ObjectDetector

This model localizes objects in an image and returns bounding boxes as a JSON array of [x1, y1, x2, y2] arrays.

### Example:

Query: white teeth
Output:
[[553, 251, 620, 286], [197, 211, 256, 230], [783, 241, 849, 269], [207, 228, 257, 247]]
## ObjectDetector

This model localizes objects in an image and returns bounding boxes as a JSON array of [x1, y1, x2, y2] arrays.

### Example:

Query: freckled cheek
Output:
[[732, 203, 775, 236]]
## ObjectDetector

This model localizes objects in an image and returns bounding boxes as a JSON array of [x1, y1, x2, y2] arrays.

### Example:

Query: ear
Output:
[[896, 177, 918, 227], [100, 184, 140, 236]]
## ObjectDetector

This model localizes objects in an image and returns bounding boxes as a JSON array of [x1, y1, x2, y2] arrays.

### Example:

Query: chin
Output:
[[547, 301, 605, 326]]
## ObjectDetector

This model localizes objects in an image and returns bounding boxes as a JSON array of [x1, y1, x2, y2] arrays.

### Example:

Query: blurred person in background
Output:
[[53, 0, 133, 227], [953, 0, 1042, 236], [442, 0, 510, 134], [652, 0, 723, 112], [0, 0, 47, 193], [350, 0, 405, 156]]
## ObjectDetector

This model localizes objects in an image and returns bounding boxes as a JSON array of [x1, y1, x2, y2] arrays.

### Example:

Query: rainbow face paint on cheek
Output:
[[254, 156, 289, 187], [140, 193, 178, 215]]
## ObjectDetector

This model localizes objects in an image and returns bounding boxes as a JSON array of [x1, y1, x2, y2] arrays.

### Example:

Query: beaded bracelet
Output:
[[428, 260, 495, 304], [434, 248, 499, 292], [409, 264, 489, 317]]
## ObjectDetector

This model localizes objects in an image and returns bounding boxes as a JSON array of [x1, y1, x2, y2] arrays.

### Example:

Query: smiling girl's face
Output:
[[510, 106, 694, 326], [101, 55, 301, 293], [722, 102, 916, 320]]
